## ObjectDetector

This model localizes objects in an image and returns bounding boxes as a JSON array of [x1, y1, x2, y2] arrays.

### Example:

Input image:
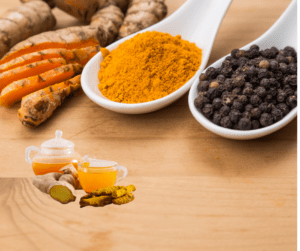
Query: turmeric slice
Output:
[[112, 193, 135, 205], [0, 63, 82, 107], [0, 46, 100, 73], [18, 75, 81, 128], [0, 58, 67, 92], [80, 195, 113, 208], [0, 26, 104, 65]]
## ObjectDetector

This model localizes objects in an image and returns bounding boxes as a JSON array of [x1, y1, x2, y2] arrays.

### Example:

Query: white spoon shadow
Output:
[[81, 0, 232, 114], [188, 0, 297, 140]]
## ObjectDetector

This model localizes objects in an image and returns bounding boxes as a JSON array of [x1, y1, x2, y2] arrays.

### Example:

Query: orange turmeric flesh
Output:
[[0, 58, 67, 92], [0, 45, 100, 73], [0, 64, 82, 107]]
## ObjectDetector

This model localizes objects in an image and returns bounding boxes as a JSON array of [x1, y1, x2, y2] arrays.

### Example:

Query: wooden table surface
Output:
[[0, 0, 296, 250]]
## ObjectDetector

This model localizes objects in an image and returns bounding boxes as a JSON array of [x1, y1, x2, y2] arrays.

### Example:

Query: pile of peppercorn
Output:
[[194, 45, 297, 130]]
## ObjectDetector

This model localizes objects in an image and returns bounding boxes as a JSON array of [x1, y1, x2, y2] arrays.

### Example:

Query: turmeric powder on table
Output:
[[98, 31, 202, 103]]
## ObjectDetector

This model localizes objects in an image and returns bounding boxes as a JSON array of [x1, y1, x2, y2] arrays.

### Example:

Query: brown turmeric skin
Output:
[[98, 31, 202, 103]]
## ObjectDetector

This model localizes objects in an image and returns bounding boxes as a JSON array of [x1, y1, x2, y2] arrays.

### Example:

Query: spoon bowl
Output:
[[81, 0, 232, 114], [188, 0, 297, 140]]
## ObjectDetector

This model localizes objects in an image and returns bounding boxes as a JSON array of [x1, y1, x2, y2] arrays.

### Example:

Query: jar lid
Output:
[[41, 130, 74, 149]]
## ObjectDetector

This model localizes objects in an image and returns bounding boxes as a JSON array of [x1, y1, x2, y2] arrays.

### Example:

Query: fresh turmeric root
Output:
[[0, 26, 103, 65], [118, 0, 167, 38], [0, 45, 100, 73], [0, 1, 56, 59], [32, 172, 77, 204], [18, 75, 81, 127], [0, 63, 82, 107], [79, 185, 136, 208], [0, 58, 67, 92]]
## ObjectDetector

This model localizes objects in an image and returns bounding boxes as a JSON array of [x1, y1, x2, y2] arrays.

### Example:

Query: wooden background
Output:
[[0, 0, 296, 250]]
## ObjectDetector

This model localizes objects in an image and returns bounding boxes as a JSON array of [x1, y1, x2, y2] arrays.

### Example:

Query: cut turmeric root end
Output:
[[0, 63, 82, 107]]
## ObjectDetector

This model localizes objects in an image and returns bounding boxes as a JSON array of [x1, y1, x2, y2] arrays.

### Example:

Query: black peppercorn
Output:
[[232, 87, 242, 95], [256, 86, 267, 98], [283, 75, 297, 86], [244, 104, 253, 112], [199, 73, 208, 81], [212, 112, 222, 125], [269, 60, 279, 71], [237, 95, 248, 105], [220, 116, 233, 128], [276, 103, 290, 116], [220, 67, 233, 77], [219, 105, 231, 117], [221, 91, 230, 98], [223, 78, 234, 91], [251, 120, 260, 129], [250, 95, 262, 107], [206, 88, 218, 100], [264, 95, 273, 103], [257, 68, 270, 79], [222, 95, 235, 106], [206, 67, 218, 79], [229, 110, 241, 124], [271, 108, 283, 122], [250, 45, 259, 51], [286, 95, 297, 109], [238, 57, 248, 66], [245, 65, 257, 77], [194, 93, 209, 110], [274, 71, 284, 81], [197, 81, 210, 92], [242, 111, 252, 120], [238, 118, 251, 130], [250, 108, 261, 119], [233, 76, 245, 87], [288, 63, 297, 75], [276, 54, 288, 64], [232, 101, 243, 112], [267, 87, 277, 97], [258, 102, 268, 113], [286, 56, 296, 64], [283, 46, 297, 58], [231, 49, 239, 59], [285, 88, 294, 96], [279, 63, 288, 74], [260, 113, 274, 127], [202, 104, 214, 118], [216, 74, 226, 83], [260, 78, 270, 89], [244, 82, 253, 89], [277, 90, 287, 103], [212, 98, 222, 110], [250, 77, 260, 86], [266, 103, 275, 113], [269, 78, 278, 87]]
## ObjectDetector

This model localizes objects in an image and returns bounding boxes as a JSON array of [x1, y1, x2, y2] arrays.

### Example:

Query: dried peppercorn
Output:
[[251, 120, 260, 129], [256, 86, 267, 98], [260, 113, 273, 127], [259, 60, 269, 69], [202, 104, 214, 117], [229, 110, 241, 124], [194, 45, 297, 131], [212, 98, 222, 110], [286, 96, 297, 109], [238, 118, 251, 130], [232, 101, 243, 112], [220, 116, 232, 128], [277, 90, 287, 103], [219, 105, 231, 117], [276, 103, 290, 116], [212, 112, 222, 125], [244, 104, 253, 112], [199, 73, 208, 81], [260, 78, 270, 89], [250, 95, 262, 106], [209, 81, 219, 89], [250, 108, 261, 119], [271, 108, 283, 122], [269, 60, 279, 71]]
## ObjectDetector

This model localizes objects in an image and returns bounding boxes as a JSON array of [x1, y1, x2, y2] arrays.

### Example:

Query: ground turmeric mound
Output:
[[98, 31, 202, 103]]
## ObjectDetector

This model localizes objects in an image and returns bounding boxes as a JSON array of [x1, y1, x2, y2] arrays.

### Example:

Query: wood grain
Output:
[[0, 0, 296, 250]]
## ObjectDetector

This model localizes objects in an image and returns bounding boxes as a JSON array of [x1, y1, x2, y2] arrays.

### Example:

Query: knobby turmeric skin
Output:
[[98, 31, 202, 103]]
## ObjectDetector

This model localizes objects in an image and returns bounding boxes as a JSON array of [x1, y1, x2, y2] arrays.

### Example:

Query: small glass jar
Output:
[[25, 130, 82, 175]]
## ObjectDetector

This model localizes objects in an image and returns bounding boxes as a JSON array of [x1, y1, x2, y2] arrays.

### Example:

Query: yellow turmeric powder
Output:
[[98, 31, 202, 103]]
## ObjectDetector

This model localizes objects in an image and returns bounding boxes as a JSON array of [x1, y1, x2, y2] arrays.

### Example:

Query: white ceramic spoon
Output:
[[81, 0, 232, 114], [188, 0, 297, 140]]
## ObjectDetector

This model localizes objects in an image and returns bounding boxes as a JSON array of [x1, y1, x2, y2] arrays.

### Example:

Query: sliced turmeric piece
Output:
[[0, 63, 82, 107], [0, 58, 67, 92], [0, 45, 100, 73], [18, 75, 81, 128], [0, 26, 104, 65]]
